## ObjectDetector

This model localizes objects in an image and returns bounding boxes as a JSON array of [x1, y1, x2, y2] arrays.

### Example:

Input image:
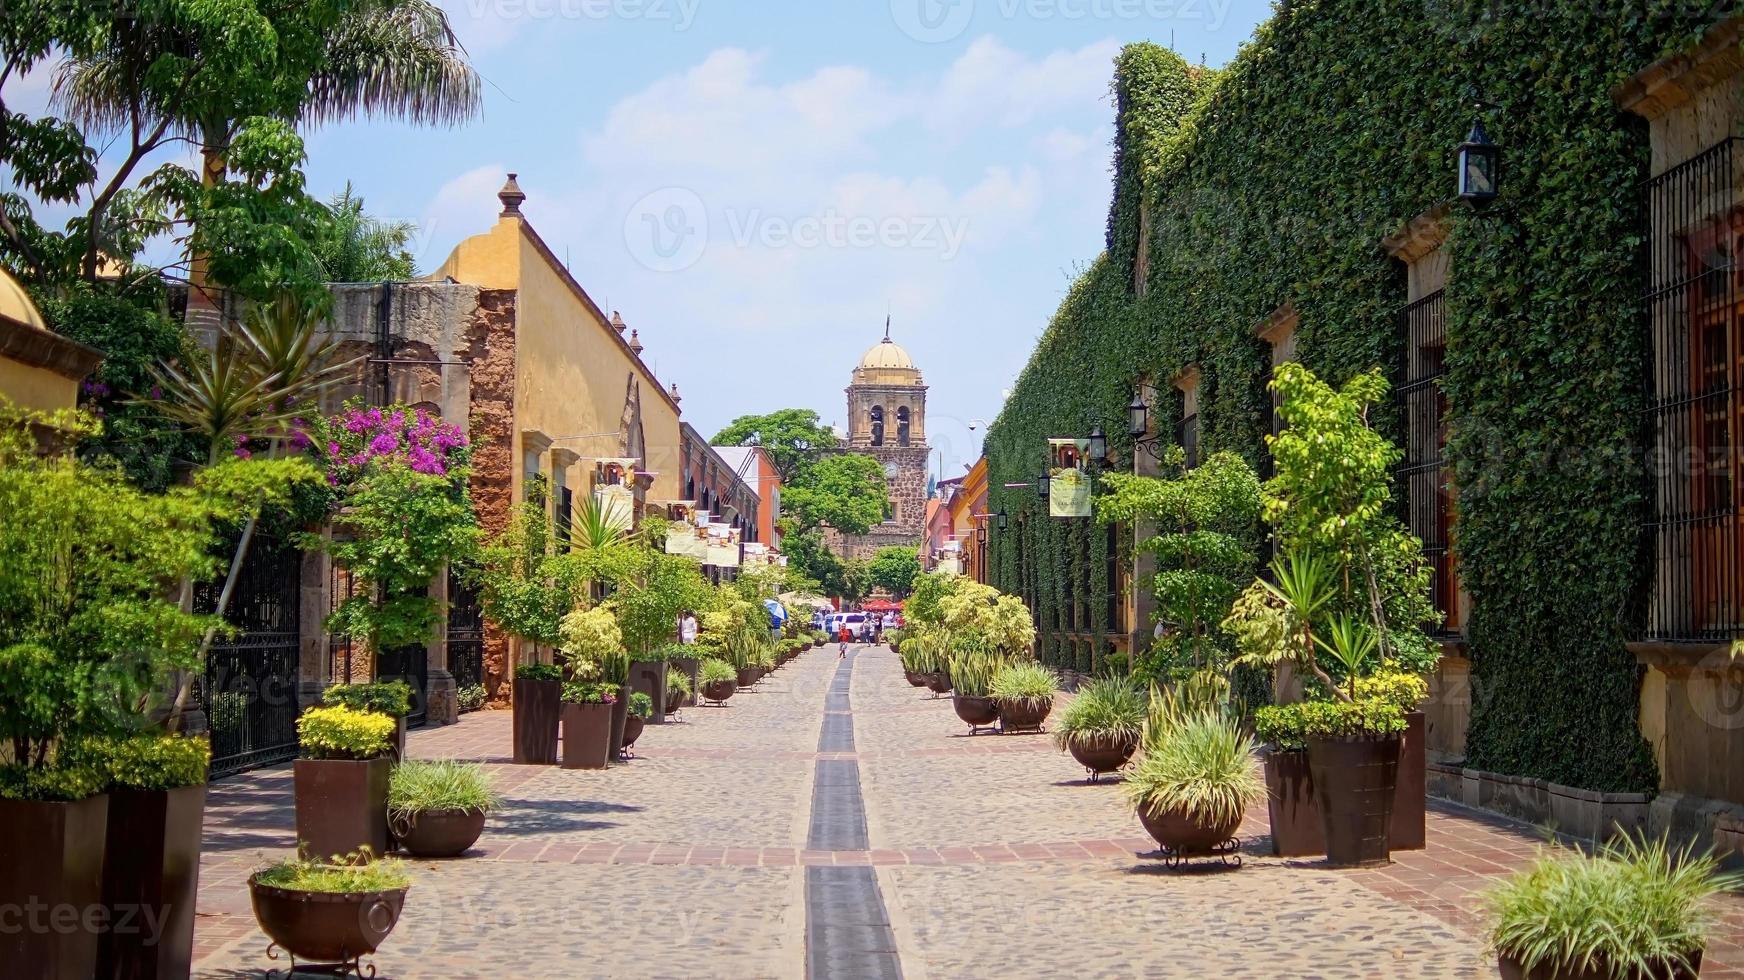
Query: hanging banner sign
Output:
[[665, 502, 708, 559], [1048, 438, 1091, 518], [594, 457, 639, 531], [705, 523, 742, 568]]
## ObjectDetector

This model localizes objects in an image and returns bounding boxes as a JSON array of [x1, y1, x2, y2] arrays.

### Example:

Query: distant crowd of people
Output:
[[813, 609, 901, 651]]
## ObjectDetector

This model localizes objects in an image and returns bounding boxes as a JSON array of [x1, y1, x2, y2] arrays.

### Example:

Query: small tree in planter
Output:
[[249, 852, 410, 976], [387, 760, 499, 858], [559, 605, 628, 762], [1125, 709, 1263, 867], [1485, 836, 1742, 980], [293, 706, 397, 863], [1052, 678, 1147, 780], [608, 529, 710, 724]]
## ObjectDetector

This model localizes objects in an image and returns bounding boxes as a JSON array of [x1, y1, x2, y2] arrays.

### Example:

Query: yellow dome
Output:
[[0, 267, 47, 331], [858, 337, 915, 370]]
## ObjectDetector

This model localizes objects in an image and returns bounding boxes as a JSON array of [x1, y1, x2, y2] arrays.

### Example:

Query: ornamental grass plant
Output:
[[1052, 678, 1146, 752], [1486, 835, 1742, 979], [255, 852, 410, 894], [699, 658, 736, 685], [1124, 710, 1263, 827], [387, 760, 499, 822], [988, 661, 1058, 707]]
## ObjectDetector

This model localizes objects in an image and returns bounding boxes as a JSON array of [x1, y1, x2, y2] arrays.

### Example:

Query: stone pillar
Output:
[[297, 545, 334, 713], [426, 568, 458, 725]]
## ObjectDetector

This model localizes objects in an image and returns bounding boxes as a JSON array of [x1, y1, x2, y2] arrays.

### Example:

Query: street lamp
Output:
[[1036, 467, 1050, 501], [976, 523, 987, 544], [1456, 119, 1499, 204], [1087, 425, 1107, 463], [996, 508, 1008, 531], [1128, 390, 1149, 438]]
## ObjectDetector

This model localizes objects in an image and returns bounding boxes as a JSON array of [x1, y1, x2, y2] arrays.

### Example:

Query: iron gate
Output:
[[446, 568, 485, 692], [329, 564, 429, 728], [198, 531, 303, 778]]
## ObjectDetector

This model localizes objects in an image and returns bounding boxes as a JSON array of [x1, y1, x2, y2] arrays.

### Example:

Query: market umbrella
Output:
[[763, 599, 788, 627]]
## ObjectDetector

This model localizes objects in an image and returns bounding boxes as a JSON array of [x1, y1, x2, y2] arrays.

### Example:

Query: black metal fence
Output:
[[197, 531, 303, 778], [329, 563, 430, 727], [1397, 288, 1459, 638], [447, 569, 485, 691], [1641, 136, 1744, 642]]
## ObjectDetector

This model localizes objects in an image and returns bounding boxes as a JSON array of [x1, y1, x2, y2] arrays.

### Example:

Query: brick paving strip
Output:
[[804, 649, 904, 979]]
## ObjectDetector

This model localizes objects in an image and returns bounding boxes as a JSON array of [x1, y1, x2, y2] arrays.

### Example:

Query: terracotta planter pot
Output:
[[294, 757, 391, 862], [996, 697, 1052, 733], [511, 677, 561, 765], [952, 694, 1000, 730], [1307, 734, 1401, 868], [249, 876, 406, 966], [736, 666, 760, 688], [0, 795, 108, 980], [924, 671, 953, 695], [622, 714, 645, 751], [1496, 951, 1702, 980], [1263, 748, 1325, 857], [97, 784, 205, 979], [628, 660, 670, 724], [561, 702, 612, 770], [1138, 804, 1242, 856], [904, 671, 928, 687], [702, 679, 737, 704], [393, 808, 486, 858], [1067, 733, 1138, 775]]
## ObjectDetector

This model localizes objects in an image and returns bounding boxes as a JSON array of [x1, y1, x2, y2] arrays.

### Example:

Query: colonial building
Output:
[[834, 328, 929, 559], [712, 444, 782, 550], [0, 268, 102, 423]]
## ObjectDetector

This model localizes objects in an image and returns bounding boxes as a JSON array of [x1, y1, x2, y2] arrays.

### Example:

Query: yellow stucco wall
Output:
[[0, 357, 80, 414], [431, 216, 684, 507]]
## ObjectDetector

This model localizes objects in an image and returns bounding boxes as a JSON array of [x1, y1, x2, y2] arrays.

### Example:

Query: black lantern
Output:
[[1127, 390, 1149, 438], [1087, 425, 1107, 462], [1456, 120, 1498, 203], [996, 508, 1008, 531], [976, 523, 987, 544], [1036, 468, 1050, 501]]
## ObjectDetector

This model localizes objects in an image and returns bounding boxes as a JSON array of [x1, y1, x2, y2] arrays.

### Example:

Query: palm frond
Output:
[[305, 0, 482, 128]]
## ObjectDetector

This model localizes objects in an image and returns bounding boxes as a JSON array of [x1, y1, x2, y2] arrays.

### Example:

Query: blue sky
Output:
[[9, 0, 1277, 480]]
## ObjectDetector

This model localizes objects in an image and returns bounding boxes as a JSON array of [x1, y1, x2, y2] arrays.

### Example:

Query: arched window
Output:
[[686, 476, 696, 500], [869, 405, 884, 447], [897, 406, 911, 447]]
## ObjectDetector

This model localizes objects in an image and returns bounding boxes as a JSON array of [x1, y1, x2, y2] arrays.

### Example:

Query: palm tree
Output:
[[53, 0, 479, 282], [317, 183, 420, 282]]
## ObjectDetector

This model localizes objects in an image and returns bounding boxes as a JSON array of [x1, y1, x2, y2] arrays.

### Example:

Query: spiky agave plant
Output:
[[1486, 835, 1743, 978], [1052, 677, 1146, 751], [1124, 710, 1263, 827], [947, 634, 1003, 697]]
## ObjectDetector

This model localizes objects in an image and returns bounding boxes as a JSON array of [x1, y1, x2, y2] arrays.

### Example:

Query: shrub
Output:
[[1052, 678, 1146, 751], [989, 661, 1058, 705], [1125, 710, 1263, 827], [456, 684, 487, 712], [948, 643, 1003, 698], [0, 761, 108, 802], [1486, 836, 1743, 977], [629, 692, 654, 719], [561, 681, 618, 705], [388, 760, 499, 820], [699, 658, 736, 685], [256, 851, 410, 893], [1254, 697, 1406, 750], [516, 662, 562, 682], [322, 680, 413, 718], [559, 606, 623, 666], [105, 734, 211, 791], [296, 706, 396, 760]]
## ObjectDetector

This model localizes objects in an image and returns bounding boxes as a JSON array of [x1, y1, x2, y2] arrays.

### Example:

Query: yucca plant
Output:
[[1052, 677, 1146, 751], [1486, 835, 1742, 978], [947, 637, 1003, 697], [988, 661, 1057, 707], [1124, 710, 1263, 827]]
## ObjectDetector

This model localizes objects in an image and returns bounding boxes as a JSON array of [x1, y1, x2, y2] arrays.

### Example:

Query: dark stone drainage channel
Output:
[[804, 649, 903, 979]]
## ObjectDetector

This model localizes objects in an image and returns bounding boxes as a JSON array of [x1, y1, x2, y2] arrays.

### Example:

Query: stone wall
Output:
[[465, 289, 518, 700], [838, 445, 930, 560]]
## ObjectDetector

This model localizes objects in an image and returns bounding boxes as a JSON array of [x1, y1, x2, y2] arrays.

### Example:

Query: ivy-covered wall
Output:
[[986, 2, 1727, 793]]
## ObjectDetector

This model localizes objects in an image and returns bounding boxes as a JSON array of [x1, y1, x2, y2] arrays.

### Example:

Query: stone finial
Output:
[[498, 173, 526, 216], [610, 310, 627, 335], [628, 329, 644, 356], [669, 382, 682, 405]]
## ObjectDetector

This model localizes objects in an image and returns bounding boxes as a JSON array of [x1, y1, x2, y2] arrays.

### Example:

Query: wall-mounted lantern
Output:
[[996, 508, 1008, 531], [1036, 468, 1050, 501], [1087, 425, 1107, 463], [1127, 391, 1148, 438], [1456, 120, 1499, 204]]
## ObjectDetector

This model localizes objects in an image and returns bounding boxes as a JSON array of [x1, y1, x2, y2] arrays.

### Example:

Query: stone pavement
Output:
[[192, 645, 1744, 979]]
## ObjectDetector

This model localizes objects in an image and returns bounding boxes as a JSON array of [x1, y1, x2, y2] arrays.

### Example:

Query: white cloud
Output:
[[925, 36, 1120, 131], [419, 162, 510, 267]]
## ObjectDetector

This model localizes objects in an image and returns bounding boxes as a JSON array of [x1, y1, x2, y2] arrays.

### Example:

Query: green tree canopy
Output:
[[781, 452, 887, 536], [313, 182, 418, 282], [867, 546, 921, 599], [712, 408, 838, 484]]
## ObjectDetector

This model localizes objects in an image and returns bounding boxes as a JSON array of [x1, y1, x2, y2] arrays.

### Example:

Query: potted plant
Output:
[[989, 661, 1057, 733], [387, 760, 499, 858], [1486, 836, 1741, 980], [322, 680, 414, 759], [560, 681, 617, 771], [947, 642, 1002, 733], [293, 705, 397, 862], [886, 627, 904, 652], [1125, 710, 1263, 864], [664, 670, 691, 716], [1052, 677, 1145, 779], [622, 692, 654, 756], [95, 735, 211, 979], [699, 658, 738, 704], [1254, 706, 1321, 858], [511, 662, 562, 765], [249, 852, 410, 975], [627, 647, 673, 724], [898, 637, 931, 688], [1256, 694, 1406, 868]]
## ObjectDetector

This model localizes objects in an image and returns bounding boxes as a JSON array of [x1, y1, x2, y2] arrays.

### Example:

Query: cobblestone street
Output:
[[192, 647, 1744, 979]]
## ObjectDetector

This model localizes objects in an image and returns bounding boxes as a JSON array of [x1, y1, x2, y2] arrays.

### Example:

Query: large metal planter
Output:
[[249, 876, 407, 968], [995, 696, 1052, 733], [561, 702, 612, 771], [1496, 951, 1702, 980], [951, 694, 1000, 733], [294, 757, 391, 862], [1263, 748, 1325, 857], [923, 671, 953, 696], [1306, 734, 1401, 868], [1067, 733, 1138, 777], [511, 677, 561, 765], [1138, 804, 1243, 856], [702, 679, 738, 704], [97, 784, 205, 979], [393, 808, 486, 858], [0, 795, 109, 980]]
